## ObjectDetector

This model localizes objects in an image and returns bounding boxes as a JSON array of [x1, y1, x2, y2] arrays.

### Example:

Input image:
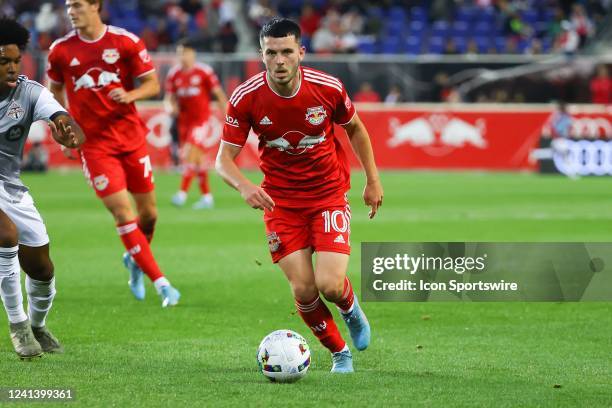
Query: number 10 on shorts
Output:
[[321, 209, 351, 233]]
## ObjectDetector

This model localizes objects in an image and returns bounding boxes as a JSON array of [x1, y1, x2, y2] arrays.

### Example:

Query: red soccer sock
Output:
[[335, 277, 355, 314], [137, 218, 156, 243], [180, 166, 196, 193], [117, 220, 164, 282], [296, 296, 346, 353], [197, 168, 210, 195]]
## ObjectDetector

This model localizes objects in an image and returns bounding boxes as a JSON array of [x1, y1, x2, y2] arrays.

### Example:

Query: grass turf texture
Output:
[[0, 170, 610, 407]]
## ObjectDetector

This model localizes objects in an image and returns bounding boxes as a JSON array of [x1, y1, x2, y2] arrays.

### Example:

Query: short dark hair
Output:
[[177, 37, 198, 50], [259, 18, 301, 44], [0, 16, 30, 50], [87, 0, 104, 11]]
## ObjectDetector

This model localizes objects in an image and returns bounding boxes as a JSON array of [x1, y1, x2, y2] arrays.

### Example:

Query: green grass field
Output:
[[1, 170, 611, 407]]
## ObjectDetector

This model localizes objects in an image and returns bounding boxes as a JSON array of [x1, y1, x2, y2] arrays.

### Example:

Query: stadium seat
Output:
[[410, 7, 427, 23], [357, 37, 377, 54], [366, 7, 385, 20], [521, 10, 539, 24], [476, 7, 496, 24], [407, 21, 426, 39], [494, 36, 507, 53], [474, 36, 490, 53], [455, 7, 476, 24], [388, 6, 407, 23], [474, 22, 493, 37], [452, 37, 468, 53], [404, 36, 422, 55], [381, 37, 401, 54], [427, 37, 445, 54], [386, 21, 404, 37], [431, 21, 450, 39], [451, 21, 469, 38]]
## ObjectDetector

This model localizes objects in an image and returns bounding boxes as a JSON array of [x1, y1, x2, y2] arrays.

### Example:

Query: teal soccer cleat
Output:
[[160, 285, 181, 308], [341, 296, 371, 351], [330, 348, 354, 373], [122, 252, 145, 300]]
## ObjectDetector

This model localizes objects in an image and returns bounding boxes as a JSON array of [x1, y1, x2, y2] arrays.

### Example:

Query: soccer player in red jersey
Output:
[[165, 39, 228, 209], [216, 18, 383, 373], [46, 0, 180, 307]]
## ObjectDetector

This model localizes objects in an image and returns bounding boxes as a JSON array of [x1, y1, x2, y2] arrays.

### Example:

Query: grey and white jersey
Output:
[[0, 75, 66, 196]]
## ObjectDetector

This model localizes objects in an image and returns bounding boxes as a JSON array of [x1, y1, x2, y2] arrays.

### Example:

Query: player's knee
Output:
[[0, 222, 18, 247], [25, 258, 54, 281], [290, 282, 318, 303], [318, 281, 344, 302], [139, 206, 158, 226]]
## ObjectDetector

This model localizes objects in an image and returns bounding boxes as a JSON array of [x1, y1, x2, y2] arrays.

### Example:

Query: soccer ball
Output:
[[257, 329, 311, 383]]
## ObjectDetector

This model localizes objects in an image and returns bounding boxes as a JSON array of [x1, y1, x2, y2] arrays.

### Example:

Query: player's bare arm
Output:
[[163, 92, 178, 117], [48, 81, 66, 107], [215, 142, 275, 211], [48, 114, 85, 149], [212, 86, 229, 113], [343, 114, 383, 219], [108, 71, 160, 104]]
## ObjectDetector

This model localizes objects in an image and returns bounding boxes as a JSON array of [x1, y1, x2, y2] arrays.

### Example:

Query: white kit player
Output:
[[0, 17, 85, 359]]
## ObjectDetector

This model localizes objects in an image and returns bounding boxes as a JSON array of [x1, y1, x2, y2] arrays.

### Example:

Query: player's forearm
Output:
[[48, 83, 67, 108], [128, 77, 160, 101], [215, 150, 254, 192], [348, 124, 380, 184]]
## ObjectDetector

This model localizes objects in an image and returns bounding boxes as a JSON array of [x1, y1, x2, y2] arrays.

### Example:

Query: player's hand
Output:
[[108, 87, 133, 104], [60, 144, 78, 160], [363, 179, 383, 219], [49, 119, 80, 149], [239, 182, 275, 211]]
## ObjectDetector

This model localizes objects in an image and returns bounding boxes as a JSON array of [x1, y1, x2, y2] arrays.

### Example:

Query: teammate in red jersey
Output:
[[216, 18, 383, 373], [46, 0, 180, 307], [165, 39, 228, 210]]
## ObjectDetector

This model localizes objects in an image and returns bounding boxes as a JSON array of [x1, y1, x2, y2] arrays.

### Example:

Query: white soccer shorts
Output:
[[0, 181, 49, 247]]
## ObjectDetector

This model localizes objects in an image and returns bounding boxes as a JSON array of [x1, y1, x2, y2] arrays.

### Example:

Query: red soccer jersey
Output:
[[47, 25, 155, 154], [165, 63, 220, 125], [222, 66, 356, 208]]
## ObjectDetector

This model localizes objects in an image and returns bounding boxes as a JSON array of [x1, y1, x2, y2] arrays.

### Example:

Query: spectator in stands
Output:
[[354, 82, 381, 103], [590, 65, 612, 105], [300, 4, 321, 39], [218, 21, 238, 53], [248, 0, 276, 31], [181, 0, 203, 15], [554, 20, 579, 55], [526, 38, 543, 55], [443, 38, 459, 55], [570, 4, 594, 47], [312, 10, 357, 54], [466, 39, 479, 57], [384, 85, 402, 105]]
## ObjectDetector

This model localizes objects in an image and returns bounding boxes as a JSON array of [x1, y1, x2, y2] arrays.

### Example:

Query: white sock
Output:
[[0, 246, 28, 324], [153, 277, 170, 294], [202, 193, 213, 201], [26, 276, 56, 328]]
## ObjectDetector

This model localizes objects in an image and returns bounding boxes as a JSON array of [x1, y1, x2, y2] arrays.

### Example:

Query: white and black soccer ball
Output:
[[257, 329, 311, 383]]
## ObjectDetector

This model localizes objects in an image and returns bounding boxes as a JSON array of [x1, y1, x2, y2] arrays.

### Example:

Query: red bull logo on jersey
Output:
[[266, 130, 326, 155], [305, 106, 327, 125], [388, 114, 487, 156], [73, 68, 121, 92], [102, 48, 120, 64]]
